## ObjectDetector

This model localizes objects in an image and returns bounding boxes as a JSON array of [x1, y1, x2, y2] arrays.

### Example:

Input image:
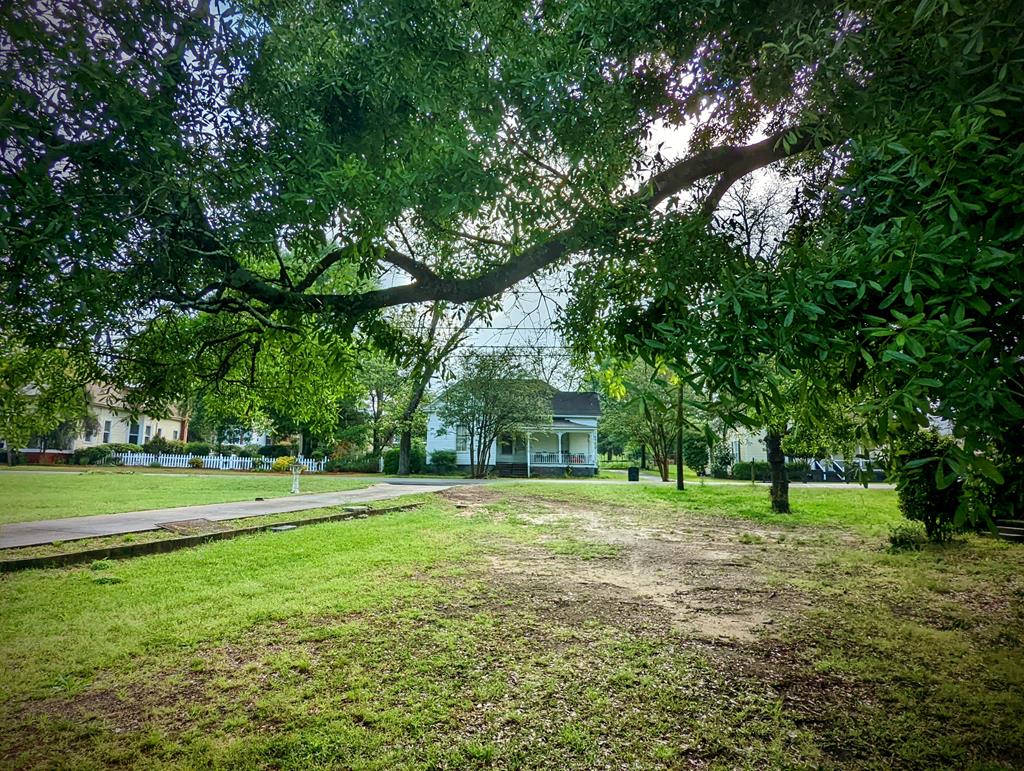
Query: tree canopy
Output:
[[2, 0, 1022, 506]]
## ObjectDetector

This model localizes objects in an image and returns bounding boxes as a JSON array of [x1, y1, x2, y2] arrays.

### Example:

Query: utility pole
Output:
[[676, 383, 685, 491]]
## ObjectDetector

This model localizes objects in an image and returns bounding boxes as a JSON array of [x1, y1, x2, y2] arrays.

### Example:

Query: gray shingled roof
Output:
[[552, 391, 600, 416]]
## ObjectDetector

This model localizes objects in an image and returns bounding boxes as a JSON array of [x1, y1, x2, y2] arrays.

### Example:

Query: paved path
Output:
[[0, 483, 454, 549]]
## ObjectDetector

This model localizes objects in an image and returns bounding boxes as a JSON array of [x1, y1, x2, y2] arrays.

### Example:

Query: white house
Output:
[[2, 384, 188, 464], [426, 389, 601, 477]]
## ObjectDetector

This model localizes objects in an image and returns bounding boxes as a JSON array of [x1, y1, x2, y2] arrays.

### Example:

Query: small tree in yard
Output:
[[890, 429, 965, 542], [437, 351, 551, 478], [0, 341, 93, 464]]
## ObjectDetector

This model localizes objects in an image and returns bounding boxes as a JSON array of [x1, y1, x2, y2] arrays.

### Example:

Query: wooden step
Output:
[[993, 519, 1024, 543]]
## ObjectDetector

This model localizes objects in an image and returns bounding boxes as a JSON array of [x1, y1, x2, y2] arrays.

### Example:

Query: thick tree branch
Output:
[[204, 127, 827, 318], [379, 247, 439, 283]]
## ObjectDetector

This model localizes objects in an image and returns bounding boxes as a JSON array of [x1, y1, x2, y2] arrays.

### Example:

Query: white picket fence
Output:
[[112, 452, 327, 473]]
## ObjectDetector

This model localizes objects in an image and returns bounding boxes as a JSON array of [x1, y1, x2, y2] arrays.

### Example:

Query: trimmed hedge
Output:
[[325, 455, 379, 473], [71, 446, 114, 466], [732, 460, 813, 481]]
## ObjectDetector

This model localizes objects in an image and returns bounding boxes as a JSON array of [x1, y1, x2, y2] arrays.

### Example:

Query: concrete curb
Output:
[[0, 503, 422, 573]]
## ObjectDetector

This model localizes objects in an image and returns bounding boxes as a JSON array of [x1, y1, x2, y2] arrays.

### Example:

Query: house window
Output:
[[144, 424, 152, 441], [157, 427, 163, 437], [128, 421, 140, 444], [102, 420, 112, 444], [84, 427, 95, 443], [500, 436, 514, 455], [172, 429, 179, 440], [455, 426, 468, 452]]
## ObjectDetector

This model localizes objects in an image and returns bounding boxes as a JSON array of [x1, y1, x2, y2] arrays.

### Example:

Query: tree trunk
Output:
[[675, 386, 684, 491], [640, 444, 647, 470], [766, 430, 790, 513], [397, 429, 412, 475]]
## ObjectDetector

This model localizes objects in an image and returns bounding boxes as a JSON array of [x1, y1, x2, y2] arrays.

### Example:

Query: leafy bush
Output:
[[188, 457, 205, 469], [890, 430, 964, 542], [382, 441, 426, 474], [104, 443, 143, 454], [732, 461, 770, 481], [148, 461, 161, 468], [681, 432, 709, 474], [184, 441, 211, 456], [786, 461, 811, 480], [142, 436, 173, 454], [888, 522, 928, 552], [309, 449, 326, 461], [219, 444, 244, 456], [271, 456, 303, 473], [710, 444, 733, 478], [429, 449, 458, 474], [259, 443, 293, 458], [235, 446, 258, 459], [71, 446, 114, 465], [325, 454, 379, 473]]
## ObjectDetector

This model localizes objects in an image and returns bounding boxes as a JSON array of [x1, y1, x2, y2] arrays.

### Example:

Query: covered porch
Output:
[[496, 420, 598, 477]]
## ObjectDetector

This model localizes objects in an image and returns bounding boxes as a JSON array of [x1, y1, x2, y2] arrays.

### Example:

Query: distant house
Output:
[[426, 389, 601, 477], [1, 384, 188, 464]]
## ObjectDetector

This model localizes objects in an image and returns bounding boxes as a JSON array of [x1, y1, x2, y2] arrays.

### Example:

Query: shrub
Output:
[[219, 443, 244, 456], [681, 432, 710, 474], [786, 461, 811, 480], [429, 449, 458, 474], [888, 521, 928, 552], [163, 439, 188, 454], [142, 436, 173, 455], [325, 454, 379, 473], [710, 444, 733, 478], [259, 443, 293, 458], [188, 457, 205, 469], [148, 461, 161, 468], [732, 461, 770, 481], [271, 456, 304, 473], [236, 446, 258, 459], [71, 446, 114, 466], [104, 443, 143, 454], [890, 430, 964, 542], [184, 441, 211, 456], [382, 441, 426, 474]]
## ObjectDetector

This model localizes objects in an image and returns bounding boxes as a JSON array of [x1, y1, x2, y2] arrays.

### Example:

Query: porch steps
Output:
[[496, 462, 529, 478], [994, 518, 1024, 543]]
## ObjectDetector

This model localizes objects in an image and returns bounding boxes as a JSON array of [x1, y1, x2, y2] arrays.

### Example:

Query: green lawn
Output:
[[1, 483, 1021, 769], [493, 479, 903, 536], [0, 471, 372, 524]]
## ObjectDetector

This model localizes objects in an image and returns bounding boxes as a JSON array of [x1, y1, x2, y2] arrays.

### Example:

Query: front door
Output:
[[499, 435, 515, 458]]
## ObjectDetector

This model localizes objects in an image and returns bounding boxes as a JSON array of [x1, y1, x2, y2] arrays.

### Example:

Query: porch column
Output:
[[526, 432, 531, 478], [557, 432, 565, 462], [591, 430, 597, 465]]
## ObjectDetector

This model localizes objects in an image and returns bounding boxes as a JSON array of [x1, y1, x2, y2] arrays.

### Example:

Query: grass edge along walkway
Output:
[[0, 503, 423, 572]]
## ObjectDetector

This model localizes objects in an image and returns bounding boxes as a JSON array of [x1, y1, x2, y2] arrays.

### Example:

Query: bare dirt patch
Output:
[[451, 487, 823, 642]]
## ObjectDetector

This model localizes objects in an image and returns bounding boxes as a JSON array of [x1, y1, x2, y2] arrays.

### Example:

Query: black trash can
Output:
[[627, 466, 640, 482]]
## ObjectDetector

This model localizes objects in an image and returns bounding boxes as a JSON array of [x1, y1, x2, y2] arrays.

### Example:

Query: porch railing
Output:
[[531, 451, 594, 466]]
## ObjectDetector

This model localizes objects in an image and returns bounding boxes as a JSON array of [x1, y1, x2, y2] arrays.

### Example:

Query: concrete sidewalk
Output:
[[0, 483, 452, 549]]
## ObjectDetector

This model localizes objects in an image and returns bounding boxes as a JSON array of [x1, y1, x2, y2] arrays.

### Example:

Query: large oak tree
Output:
[[2, 0, 1021, 510]]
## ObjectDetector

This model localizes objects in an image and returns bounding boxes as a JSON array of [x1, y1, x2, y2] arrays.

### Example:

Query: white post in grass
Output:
[[290, 462, 301, 494]]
